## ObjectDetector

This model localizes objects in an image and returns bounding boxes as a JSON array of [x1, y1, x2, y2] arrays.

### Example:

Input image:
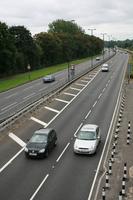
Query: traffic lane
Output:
[[0, 68, 98, 169], [0, 53, 114, 120], [0, 53, 121, 171], [0, 53, 123, 173], [33, 144, 102, 200], [0, 117, 45, 170], [0, 52, 121, 192], [0, 152, 54, 200], [0, 56, 99, 110], [0, 82, 108, 200], [0, 62, 114, 199], [32, 56, 126, 200], [0, 133, 22, 169]]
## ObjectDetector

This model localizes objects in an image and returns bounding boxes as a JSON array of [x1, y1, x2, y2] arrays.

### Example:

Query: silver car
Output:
[[43, 75, 55, 83], [74, 124, 101, 154]]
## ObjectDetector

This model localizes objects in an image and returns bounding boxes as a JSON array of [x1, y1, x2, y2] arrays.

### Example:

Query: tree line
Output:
[[0, 19, 103, 78], [106, 39, 133, 50]]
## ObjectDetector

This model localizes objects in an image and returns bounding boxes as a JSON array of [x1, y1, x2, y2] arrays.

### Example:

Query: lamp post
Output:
[[88, 28, 96, 67], [107, 35, 112, 57], [27, 64, 31, 81], [101, 33, 107, 61]]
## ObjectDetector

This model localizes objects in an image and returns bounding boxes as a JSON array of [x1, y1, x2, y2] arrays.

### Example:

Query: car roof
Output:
[[102, 63, 108, 66], [80, 124, 98, 132], [34, 128, 53, 135]]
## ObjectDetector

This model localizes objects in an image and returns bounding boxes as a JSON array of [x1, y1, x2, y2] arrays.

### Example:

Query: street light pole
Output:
[[101, 33, 107, 61], [107, 35, 112, 57], [88, 28, 96, 68]]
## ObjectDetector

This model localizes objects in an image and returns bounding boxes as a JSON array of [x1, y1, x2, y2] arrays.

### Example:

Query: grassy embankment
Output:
[[129, 52, 133, 79], [0, 57, 93, 93]]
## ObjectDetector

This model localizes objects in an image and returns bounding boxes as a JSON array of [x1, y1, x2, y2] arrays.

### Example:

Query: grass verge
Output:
[[0, 57, 92, 92]]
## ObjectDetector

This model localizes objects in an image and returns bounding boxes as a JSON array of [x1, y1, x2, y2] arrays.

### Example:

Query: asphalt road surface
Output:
[[0, 51, 112, 121], [0, 51, 128, 200]]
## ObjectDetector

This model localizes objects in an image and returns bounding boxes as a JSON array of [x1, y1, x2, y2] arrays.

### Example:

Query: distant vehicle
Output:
[[73, 124, 101, 155], [96, 57, 100, 61], [24, 128, 57, 158], [43, 75, 55, 83], [101, 63, 109, 72]]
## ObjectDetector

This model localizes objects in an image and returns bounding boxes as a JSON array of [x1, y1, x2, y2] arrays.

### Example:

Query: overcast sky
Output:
[[0, 0, 133, 40]]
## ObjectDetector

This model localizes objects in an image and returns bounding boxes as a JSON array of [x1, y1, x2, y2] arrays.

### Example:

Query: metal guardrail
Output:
[[0, 53, 116, 132]]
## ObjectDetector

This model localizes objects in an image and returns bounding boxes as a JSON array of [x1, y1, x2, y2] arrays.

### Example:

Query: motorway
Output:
[[0, 52, 112, 121], [0, 52, 128, 200]]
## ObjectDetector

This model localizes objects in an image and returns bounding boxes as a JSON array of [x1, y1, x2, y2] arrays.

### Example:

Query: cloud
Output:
[[0, 0, 133, 40]]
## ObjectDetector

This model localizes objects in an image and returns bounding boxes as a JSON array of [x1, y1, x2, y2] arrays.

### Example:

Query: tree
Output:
[[34, 32, 62, 66], [48, 19, 84, 35], [0, 22, 16, 77], [9, 26, 40, 72]]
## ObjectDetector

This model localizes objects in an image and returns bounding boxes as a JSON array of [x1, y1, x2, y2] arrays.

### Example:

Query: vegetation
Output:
[[0, 19, 103, 81], [0, 56, 91, 92], [128, 52, 133, 79]]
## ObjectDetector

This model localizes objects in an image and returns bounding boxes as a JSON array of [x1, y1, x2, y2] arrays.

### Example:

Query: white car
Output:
[[74, 124, 101, 155], [96, 57, 100, 61], [101, 63, 109, 72]]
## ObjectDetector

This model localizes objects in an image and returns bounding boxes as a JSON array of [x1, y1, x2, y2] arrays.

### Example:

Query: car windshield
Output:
[[77, 131, 96, 140], [29, 134, 47, 143]]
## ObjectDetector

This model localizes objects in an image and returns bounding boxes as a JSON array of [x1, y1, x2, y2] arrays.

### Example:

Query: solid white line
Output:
[[75, 83, 86, 87], [88, 57, 128, 200], [74, 123, 83, 137], [93, 101, 97, 108], [63, 92, 76, 96], [30, 117, 47, 127], [85, 110, 92, 119], [102, 88, 106, 92], [55, 98, 69, 104], [98, 93, 102, 99], [1, 102, 17, 111], [70, 87, 81, 91], [0, 147, 24, 173], [45, 106, 59, 113], [56, 143, 70, 162], [23, 93, 36, 100], [29, 174, 49, 200], [9, 132, 26, 147]]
